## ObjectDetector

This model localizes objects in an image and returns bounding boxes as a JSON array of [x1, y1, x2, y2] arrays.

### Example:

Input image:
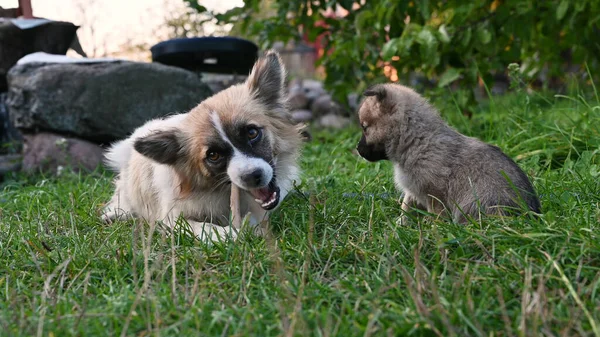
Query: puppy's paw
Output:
[[396, 214, 412, 226]]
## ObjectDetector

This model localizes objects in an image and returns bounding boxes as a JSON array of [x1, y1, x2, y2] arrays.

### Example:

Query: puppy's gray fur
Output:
[[356, 83, 541, 223]]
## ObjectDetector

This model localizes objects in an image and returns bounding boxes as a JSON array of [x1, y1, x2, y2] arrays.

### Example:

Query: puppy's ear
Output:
[[134, 129, 183, 165], [363, 85, 387, 101], [246, 50, 286, 109]]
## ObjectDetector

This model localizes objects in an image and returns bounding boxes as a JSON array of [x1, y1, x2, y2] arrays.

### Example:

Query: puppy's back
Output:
[[449, 138, 541, 220]]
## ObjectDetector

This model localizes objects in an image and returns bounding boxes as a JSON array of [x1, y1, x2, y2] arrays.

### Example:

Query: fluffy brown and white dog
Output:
[[101, 51, 303, 242]]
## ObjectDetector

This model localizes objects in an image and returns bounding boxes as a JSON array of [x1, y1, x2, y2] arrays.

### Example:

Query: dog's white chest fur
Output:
[[393, 164, 413, 193]]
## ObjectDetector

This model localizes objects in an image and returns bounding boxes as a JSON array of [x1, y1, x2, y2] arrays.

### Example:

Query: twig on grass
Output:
[[230, 184, 242, 230]]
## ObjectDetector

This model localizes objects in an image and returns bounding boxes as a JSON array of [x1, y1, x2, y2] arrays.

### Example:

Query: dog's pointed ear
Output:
[[363, 85, 387, 102], [246, 50, 286, 109], [134, 129, 183, 165]]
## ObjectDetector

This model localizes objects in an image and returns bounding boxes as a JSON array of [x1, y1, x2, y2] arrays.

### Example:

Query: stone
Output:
[[310, 94, 347, 117], [0, 92, 23, 180], [347, 92, 360, 112], [290, 109, 313, 123], [288, 78, 326, 103], [301, 79, 326, 100], [202, 73, 246, 95], [0, 154, 22, 177], [21, 132, 103, 174], [6, 61, 212, 144], [287, 78, 306, 96], [0, 92, 23, 155], [288, 91, 309, 110], [316, 114, 352, 129]]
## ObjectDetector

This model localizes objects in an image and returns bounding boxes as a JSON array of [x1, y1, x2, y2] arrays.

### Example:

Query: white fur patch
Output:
[[210, 111, 232, 146], [394, 163, 425, 205], [228, 152, 273, 189]]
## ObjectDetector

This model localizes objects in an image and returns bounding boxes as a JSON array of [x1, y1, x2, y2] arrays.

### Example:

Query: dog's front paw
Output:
[[100, 205, 131, 224]]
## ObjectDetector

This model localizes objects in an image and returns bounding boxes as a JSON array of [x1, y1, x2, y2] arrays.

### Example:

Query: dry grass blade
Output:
[[543, 251, 600, 337]]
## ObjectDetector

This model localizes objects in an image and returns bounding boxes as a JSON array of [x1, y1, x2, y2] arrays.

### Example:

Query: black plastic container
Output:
[[150, 37, 259, 75]]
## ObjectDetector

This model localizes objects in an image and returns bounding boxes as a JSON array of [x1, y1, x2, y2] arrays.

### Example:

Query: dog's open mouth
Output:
[[249, 179, 281, 210]]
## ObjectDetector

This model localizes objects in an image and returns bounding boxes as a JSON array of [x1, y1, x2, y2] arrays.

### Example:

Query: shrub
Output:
[[185, 0, 600, 109]]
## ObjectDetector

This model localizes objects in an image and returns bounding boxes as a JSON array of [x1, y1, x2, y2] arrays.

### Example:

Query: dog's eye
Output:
[[247, 127, 261, 142], [207, 151, 221, 162]]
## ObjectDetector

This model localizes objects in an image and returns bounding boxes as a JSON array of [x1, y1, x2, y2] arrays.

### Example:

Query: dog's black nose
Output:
[[242, 169, 264, 186]]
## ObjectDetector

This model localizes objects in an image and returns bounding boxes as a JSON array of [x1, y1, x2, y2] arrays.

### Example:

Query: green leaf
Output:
[[418, 0, 430, 20], [381, 38, 399, 60], [464, 65, 479, 82], [556, 0, 569, 20], [338, 0, 354, 11], [416, 29, 436, 46], [476, 27, 492, 45], [574, 1, 586, 13], [354, 10, 374, 35], [416, 29, 439, 66], [438, 25, 450, 44], [307, 26, 327, 42], [438, 68, 462, 87], [214, 7, 245, 23], [515, 2, 533, 15], [385, 3, 398, 22], [461, 28, 472, 47], [183, 0, 207, 13]]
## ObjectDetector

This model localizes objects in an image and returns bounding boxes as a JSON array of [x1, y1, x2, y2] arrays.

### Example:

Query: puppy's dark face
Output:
[[357, 133, 387, 162], [356, 85, 390, 162]]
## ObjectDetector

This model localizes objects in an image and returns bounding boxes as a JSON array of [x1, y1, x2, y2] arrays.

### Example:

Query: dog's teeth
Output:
[[259, 191, 278, 208], [255, 198, 262, 203]]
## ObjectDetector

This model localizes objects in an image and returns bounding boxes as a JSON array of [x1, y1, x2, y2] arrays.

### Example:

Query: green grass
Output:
[[1, 89, 599, 336]]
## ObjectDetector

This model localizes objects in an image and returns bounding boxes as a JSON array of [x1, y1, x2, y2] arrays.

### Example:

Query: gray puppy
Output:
[[356, 83, 541, 223]]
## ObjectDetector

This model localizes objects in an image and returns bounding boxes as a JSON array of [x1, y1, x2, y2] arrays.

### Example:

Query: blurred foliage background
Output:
[[184, 0, 600, 111]]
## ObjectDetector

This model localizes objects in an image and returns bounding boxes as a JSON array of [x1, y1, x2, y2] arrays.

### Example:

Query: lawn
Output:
[[1, 89, 599, 336]]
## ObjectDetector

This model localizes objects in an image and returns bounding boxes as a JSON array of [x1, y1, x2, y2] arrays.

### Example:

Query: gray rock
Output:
[[202, 73, 246, 94], [21, 132, 103, 174], [6, 61, 212, 143], [0, 154, 22, 177], [310, 94, 346, 117], [290, 109, 313, 123], [288, 91, 309, 110], [1, 92, 23, 155], [0, 91, 22, 179], [288, 78, 326, 103], [301, 79, 326, 100], [347, 92, 360, 112], [316, 114, 352, 129], [287, 78, 303, 93]]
